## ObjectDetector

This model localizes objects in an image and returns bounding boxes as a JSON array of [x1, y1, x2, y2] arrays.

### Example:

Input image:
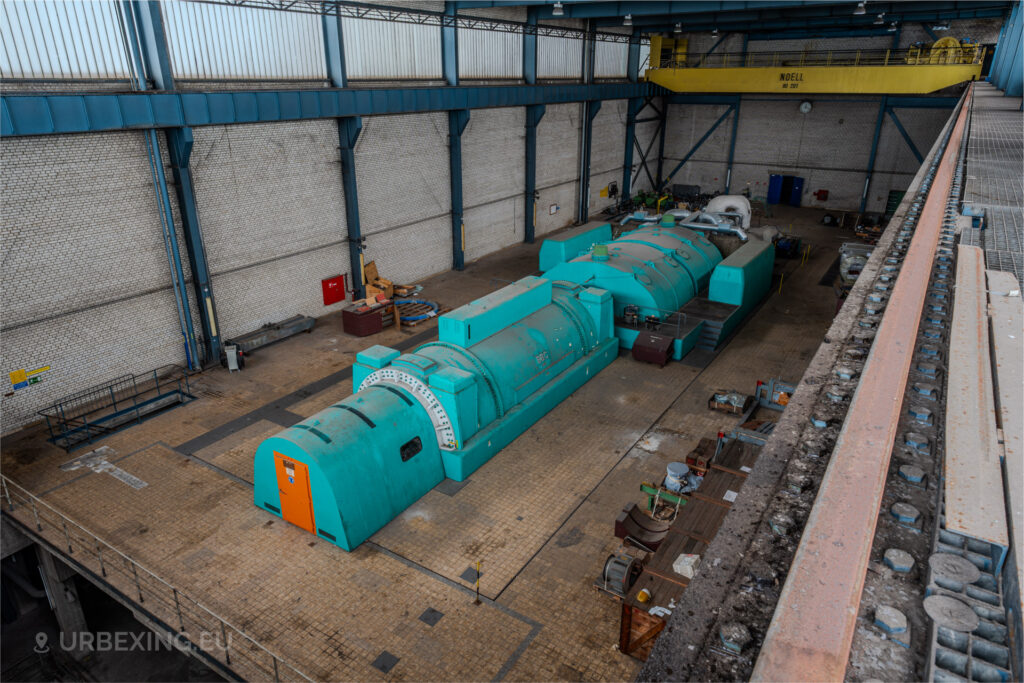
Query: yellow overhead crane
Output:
[[645, 36, 986, 94]]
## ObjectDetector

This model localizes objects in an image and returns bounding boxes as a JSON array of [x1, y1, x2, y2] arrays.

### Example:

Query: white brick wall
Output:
[[662, 103, 733, 194], [461, 107, 526, 262], [535, 180, 578, 237], [589, 99, 627, 213], [189, 120, 351, 339], [0, 100, 602, 435], [664, 95, 948, 212], [364, 215, 453, 282], [536, 103, 580, 236], [0, 132, 191, 434], [464, 197, 524, 262], [631, 118, 661, 193], [355, 112, 453, 283]]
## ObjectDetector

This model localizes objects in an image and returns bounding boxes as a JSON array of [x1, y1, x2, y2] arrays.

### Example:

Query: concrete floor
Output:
[[2, 206, 850, 681]]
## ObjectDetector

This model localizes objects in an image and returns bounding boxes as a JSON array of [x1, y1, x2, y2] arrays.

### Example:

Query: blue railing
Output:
[[39, 365, 195, 451]]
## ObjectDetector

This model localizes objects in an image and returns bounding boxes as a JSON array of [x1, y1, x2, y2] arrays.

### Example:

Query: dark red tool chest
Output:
[[342, 307, 383, 337], [632, 333, 674, 366]]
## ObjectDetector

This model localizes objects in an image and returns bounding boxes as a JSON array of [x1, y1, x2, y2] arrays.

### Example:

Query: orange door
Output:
[[274, 453, 316, 533]]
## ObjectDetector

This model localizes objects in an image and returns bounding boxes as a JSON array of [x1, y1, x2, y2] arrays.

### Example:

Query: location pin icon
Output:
[[34, 632, 49, 653]]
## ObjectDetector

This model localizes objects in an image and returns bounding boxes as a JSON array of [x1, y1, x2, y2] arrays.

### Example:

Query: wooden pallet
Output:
[[396, 301, 450, 327]]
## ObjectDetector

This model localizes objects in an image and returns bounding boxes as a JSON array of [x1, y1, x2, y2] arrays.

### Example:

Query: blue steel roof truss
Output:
[[1, 83, 658, 137]]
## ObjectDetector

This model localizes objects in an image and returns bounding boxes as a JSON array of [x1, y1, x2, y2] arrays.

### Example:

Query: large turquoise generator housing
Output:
[[254, 277, 618, 550], [543, 221, 773, 359], [254, 220, 773, 551]]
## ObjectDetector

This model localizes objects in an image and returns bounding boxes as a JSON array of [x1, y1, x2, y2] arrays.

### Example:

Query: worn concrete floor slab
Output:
[[2, 209, 847, 681]]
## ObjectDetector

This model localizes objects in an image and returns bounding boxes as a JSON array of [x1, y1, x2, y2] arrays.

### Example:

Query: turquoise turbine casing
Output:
[[254, 277, 618, 550], [253, 223, 772, 552], [543, 224, 724, 356], [543, 225, 722, 319]]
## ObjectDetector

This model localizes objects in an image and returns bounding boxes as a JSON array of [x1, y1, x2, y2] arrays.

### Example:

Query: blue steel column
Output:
[[622, 98, 641, 202], [662, 104, 735, 190], [655, 97, 668, 188], [337, 118, 366, 298], [125, 1, 203, 367], [130, 0, 173, 90], [523, 8, 542, 244], [322, 8, 346, 89], [166, 129, 221, 363], [323, 10, 366, 300], [524, 6, 538, 85], [991, 2, 1022, 94], [622, 29, 642, 202], [627, 29, 641, 82], [725, 99, 741, 193], [443, 1, 467, 270], [988, 13, 1009, 83], [1002, 2, 1023, 96], [524, 105, 545, 244], [578, 100, 601, 223], [861, 95, 888, 213], [578, 22, 598, 223], [442, 2, 458, 87], [449, 110, 470, 270], [886, 107, 924, 164]]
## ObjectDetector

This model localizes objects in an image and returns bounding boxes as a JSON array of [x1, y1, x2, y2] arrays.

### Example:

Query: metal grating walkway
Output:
[[961, 83, 1024, 286]]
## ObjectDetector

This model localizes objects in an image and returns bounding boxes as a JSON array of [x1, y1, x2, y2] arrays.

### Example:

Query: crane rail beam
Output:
[[751, 84, 971, 682]]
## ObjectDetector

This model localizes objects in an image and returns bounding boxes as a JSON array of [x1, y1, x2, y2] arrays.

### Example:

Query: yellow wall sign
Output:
[[9, 365, 51, 390]]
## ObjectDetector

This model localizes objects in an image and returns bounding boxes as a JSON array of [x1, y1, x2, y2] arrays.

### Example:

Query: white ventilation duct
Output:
[[704, 195, 752, 228]]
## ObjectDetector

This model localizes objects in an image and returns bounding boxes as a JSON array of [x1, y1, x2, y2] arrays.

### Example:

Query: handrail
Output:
[[39, 365, 194, 451], [0, 474, 312, 683], [654, 45, 986, 70]]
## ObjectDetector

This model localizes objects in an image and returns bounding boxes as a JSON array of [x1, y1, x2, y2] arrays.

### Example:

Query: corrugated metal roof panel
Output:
[[595, 40, 627, 78], [459, 27, 522, 79], [343, 18, 442, 80], [1, 0, 132, 79], [538, 35, 582, 79], [163, 3, 326, 80]]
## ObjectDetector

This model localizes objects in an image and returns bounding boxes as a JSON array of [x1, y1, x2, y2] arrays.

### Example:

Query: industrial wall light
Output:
[[623, 13, 632, 26], [853, 2, 867, 15], [711, 27, 719, 36], [888, 21, 899, 32], [674, 22, 682, 34], [552, 1, 564, 17], [874, 13, 885, 24]]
